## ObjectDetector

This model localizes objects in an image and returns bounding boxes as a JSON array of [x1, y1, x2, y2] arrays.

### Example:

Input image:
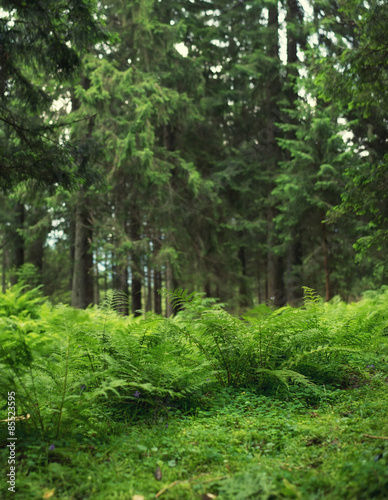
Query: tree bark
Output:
[[130, 207, 142, 316], [69, 217, 76, 292], [71, 188, 94, 308], [285, 238, 303, 306], [282, 0, 304, 306], [2, 244, 8, 292], [154, 269, 162, 314], [10, 201, 25, 285], [152, 234, 162, 314], [264, 3, 286, 307], [267, 209, 285, 306], [165, 262, 174, 318], [322, 222, 331, 301], [146, 264, 152, 312], [238, 245, 251, 308]]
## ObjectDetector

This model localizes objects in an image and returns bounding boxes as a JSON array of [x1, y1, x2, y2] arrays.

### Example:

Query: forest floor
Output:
[[2, 378, 388, 500]]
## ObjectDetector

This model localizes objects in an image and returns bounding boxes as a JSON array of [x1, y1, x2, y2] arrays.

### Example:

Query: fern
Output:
[[1, 285, 387, 436]]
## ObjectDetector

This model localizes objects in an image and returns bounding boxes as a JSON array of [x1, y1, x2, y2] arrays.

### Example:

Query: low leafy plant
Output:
[[1, 284, 387, 440], [166, 286, 388, 391]]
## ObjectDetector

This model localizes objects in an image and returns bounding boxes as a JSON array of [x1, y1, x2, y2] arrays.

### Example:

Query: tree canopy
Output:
[[0, 0, 387, 312]]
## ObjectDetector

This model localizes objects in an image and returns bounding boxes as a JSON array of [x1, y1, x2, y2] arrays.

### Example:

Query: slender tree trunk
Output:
[[104, 252, 108, 296], [71, 188, 94, 308], [284, 0, 304, 306], [117, 265, 129, 315], [154, 269, 162, 314], [166, 262, 174, 317], [70, 82, 94, 307], [153, 235, 162, 314], [2, 245, 7, 292], [10, 201, 25, 285], [265, 3, 285, 307], [69, 217, 75, 292], [25, 203, 48, 274], [267, 209, 285, 306], [285, 237, 303, 306], [111, 236, 129, 315], [146, 264, 152, 312], [130, 207, 142, 316], [238, 245, 251, 308], [322, 222, 331, 301], [94, 249, 100, 305]]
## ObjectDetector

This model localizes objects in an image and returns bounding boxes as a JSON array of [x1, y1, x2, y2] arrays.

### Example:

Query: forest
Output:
[[0, 0, 387, 499]]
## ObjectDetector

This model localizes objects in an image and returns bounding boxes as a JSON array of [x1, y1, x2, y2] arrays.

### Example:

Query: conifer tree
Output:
[[0, 0, 107, 190]]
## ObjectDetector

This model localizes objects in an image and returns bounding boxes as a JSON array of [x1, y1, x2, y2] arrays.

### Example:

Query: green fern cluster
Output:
[[165, 289, 257, 386], [169, 286, 388, 391], [0, 283, 44, 319], [0, 289, 213, 436], [0, 285, 387, 438]]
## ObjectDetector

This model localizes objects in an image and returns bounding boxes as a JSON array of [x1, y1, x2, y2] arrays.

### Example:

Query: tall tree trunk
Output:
[[267, 209, 285, 306], [165, 262, 174, 318], [146, 263, 152, 312], [111, 233, 129, 315], [285, 238, 303, 306], [69, 217, 76, 292], [130, 207, 142, 316], [71, 188, 94, 308], [94, 248, 100, 305], [284, 0, 304, 306], [154, 268, 162, 314], [70, 82, 94, 307], [27, 234, 45, 272], [152, 233, 162, 314], [10, 201, 25, 285], [2, 245, 7, 292], [111, 191, 130, 314], [238, 245, 251, 308], [265, 3, 285, 307], [322, 222, 331, 301]]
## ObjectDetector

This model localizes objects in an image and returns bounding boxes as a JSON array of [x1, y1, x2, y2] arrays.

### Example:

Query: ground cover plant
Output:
[[1, 286, 388, 499]]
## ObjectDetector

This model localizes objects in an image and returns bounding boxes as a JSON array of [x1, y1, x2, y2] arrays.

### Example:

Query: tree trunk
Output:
[[154, 269, 162, 314], [322, 222, 331, 301], [71, 188, 94, 308], [10, 201, 25, 285], [264, 3, 285, 307], [165, 262, 174, 317], [284, 0, 304, 306], [285, 237, 303, 306], [69, 217, 76, 292], [130, 208, 142, 316], [238, 245, 251, 308], [267, 209, 285, 307], [2, 245, 8, 292], [94, 248, 100, 305], [146, 264, 152, 312], [111, 233, 129, 315]]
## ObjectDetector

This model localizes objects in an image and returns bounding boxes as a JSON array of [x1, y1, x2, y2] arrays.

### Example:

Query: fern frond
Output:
[[255, 368, 315, 389]]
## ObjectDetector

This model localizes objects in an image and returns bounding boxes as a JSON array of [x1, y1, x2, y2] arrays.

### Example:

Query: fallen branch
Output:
[[155, 480, 181, 498], [363, 434, 388, 440], [155, 474, 229, 498], [0, 414, 30, 422]]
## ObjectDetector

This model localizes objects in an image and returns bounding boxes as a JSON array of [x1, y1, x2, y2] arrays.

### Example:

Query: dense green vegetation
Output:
[[1, 286, 388, 498], [1, 0, 388, 498], [1, 0, 387, 311]]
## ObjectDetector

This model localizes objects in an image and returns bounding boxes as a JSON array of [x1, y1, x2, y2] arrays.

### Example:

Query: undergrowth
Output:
[[0, 285, 387, 439]]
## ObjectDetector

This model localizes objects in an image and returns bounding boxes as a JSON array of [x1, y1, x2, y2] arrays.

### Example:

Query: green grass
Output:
[[1, 380, 388, 499]]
